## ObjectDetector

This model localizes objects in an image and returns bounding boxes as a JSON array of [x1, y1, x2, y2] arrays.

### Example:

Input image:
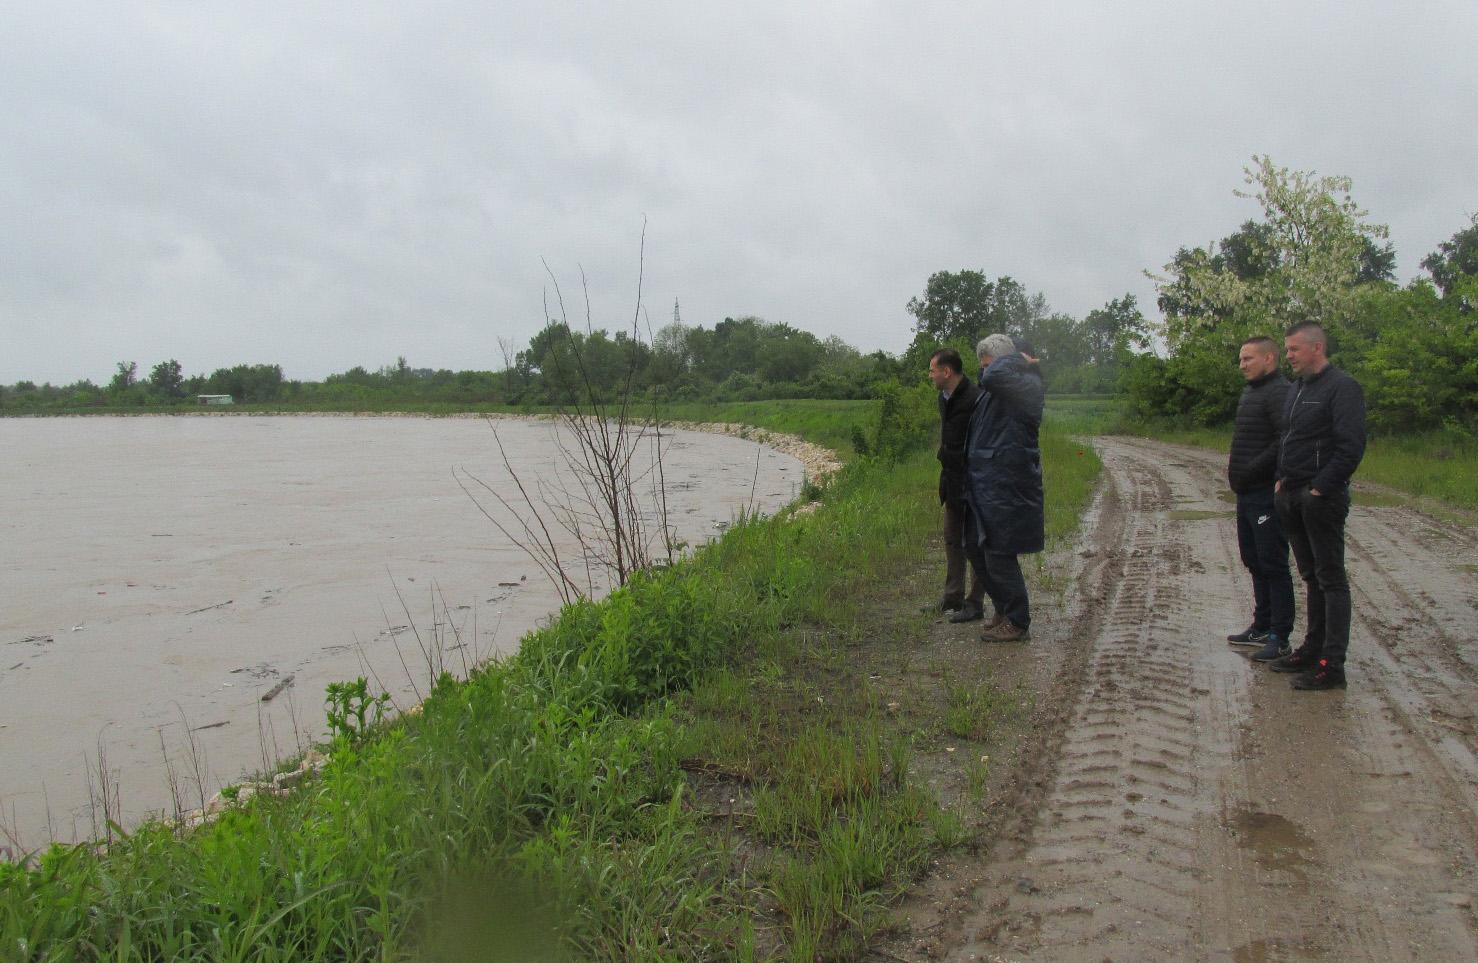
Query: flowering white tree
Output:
[[1151, 155, 1390, 348]]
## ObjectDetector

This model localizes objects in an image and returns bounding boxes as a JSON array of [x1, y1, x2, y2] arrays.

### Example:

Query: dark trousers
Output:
[[1235, 487, 1294, 639], [942, 499, 986, 606], [1275, 484, 1352, 669], [963, 507, 1030, 629]]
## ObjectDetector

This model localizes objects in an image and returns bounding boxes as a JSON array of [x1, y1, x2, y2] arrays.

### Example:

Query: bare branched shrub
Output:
[[458, 227, 679, 604]]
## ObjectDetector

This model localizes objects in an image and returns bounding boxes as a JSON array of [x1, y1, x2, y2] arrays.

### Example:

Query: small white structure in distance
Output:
[[196, 394, 235, 406]]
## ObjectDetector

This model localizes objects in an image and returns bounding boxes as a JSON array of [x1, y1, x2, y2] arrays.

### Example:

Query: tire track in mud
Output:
[[933, 438, 1478, 963], [1345, 513, 1478, 818], [950, 440, 1238, 961]]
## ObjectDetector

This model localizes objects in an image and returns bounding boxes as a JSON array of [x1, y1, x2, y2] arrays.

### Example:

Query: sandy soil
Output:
[[879, 436, 1478, 962], [0, 415, 804, 850]]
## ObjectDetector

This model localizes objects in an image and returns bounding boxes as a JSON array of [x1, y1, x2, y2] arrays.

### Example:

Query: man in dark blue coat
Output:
[[963, 333, 1045, 642]]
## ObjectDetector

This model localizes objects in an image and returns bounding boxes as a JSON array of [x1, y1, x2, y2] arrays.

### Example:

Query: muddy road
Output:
[[889, 436, 1478, 962]]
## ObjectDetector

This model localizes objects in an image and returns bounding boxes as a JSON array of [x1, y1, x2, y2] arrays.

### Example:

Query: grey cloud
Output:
[[3, 1, 1474, 384]]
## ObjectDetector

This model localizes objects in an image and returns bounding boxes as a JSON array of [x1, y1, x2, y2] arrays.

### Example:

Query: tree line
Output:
[[0, 291, 1147, 413], [0, 316, 907, 411], [5, 154, 1474, 436]]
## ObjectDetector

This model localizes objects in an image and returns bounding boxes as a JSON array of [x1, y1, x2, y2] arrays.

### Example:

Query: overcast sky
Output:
[[2, 1, 1473, 385]]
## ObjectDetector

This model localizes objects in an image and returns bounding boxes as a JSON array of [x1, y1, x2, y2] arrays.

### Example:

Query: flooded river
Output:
[[0, 415, 802, 849]]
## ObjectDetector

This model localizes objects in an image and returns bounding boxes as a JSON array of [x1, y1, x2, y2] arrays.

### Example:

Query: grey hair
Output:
[[976, 333, 1016, 360]]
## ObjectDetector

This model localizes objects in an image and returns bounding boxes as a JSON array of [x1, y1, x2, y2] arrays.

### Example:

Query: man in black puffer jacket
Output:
[[1268, 322, 1367, 691], [929, 349, 987, 621], [1226, 336, 1294, 662]]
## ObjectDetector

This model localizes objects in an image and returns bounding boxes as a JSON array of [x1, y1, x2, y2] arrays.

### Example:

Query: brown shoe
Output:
[[985, 611, 1006, 630], [982, 620, 1030, 643]]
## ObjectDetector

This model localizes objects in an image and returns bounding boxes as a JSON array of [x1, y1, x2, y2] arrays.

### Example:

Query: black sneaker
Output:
[[1269, 647, 1321, 673], [1227, 625, 1270, 647], [1291, 660, 1347, 690], [948, 601, 984, 624], [1250, 633, 1290, 662]]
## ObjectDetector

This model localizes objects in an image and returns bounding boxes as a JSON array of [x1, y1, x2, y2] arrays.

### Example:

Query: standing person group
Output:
[[926, 320, 1366, 683], [1227, 322, 1366, 691], [929, 334, 1045, 643]]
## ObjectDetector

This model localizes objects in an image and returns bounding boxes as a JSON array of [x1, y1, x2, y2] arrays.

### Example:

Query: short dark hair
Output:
[[1284, 321, 1327, 346], [1241, 335, 1279, 355], [930, 348, 963, 375]]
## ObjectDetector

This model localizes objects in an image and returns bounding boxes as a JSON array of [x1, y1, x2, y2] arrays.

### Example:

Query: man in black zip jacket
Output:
[[1269, 322, 1367, 690], [928, 348, 988, 621], [1226, 336, 1294, 662]]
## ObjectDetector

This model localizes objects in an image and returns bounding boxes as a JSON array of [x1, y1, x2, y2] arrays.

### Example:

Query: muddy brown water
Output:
[[878, 437, 1478, 963], [0, 415, 802, 850]]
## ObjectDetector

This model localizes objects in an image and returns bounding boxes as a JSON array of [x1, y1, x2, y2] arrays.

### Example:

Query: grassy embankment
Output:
[[1050, 395, 1477, 510], [1, 398, 1101, 962]]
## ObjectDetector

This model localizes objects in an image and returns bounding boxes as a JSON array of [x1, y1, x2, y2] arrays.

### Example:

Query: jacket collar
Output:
[[1297, 363, 1335, 385]]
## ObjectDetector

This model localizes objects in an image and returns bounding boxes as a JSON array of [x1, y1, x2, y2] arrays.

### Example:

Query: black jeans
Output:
[[1235, 486, 1294, 639], [1275, 483, 1352, 669], [963, 507, 1030, 629]]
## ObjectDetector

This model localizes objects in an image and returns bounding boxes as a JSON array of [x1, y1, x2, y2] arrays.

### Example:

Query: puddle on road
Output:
[[1226, 806, 1315, 883]]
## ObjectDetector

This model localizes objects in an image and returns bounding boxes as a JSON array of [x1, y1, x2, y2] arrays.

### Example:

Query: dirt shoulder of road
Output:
[[867, 436, 1478, 962]]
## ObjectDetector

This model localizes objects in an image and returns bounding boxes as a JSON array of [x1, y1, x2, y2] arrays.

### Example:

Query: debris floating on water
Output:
[[185, 600, 233, 615], [260, 675, 295, 703]]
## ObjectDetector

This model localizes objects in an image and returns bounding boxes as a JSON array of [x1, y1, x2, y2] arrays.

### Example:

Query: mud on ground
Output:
[[871, 436, 1478, 963]]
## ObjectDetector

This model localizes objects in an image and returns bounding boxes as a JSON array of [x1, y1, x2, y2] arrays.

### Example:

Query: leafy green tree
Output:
[[1421, 214, 1478, 298], [1081, 294, 1149, 365], [202, 363, 284, 402], [1354, 276, 1478, 431], [987, 276, 1050, 338], [108, 361, 137, 394], [756, 323, 822, 383], [1142, 156, 1391, 422], [906, 269, 996, 343], [148, 359, 185, 399], [1357, 236, 1397, 284], [904, 271, 1061, 379], [1151, 156, 1388, 347]]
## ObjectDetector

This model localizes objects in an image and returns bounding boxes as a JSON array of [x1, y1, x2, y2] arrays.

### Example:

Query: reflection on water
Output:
[[0, 415, 801, 847]]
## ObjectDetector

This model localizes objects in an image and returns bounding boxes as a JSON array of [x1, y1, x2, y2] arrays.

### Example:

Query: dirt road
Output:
[[890, 436, 1478, 962]]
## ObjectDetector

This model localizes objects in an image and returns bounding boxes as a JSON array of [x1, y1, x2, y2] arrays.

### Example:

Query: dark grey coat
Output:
[[1277, 364, 1367, 492], [937, 379, 981, 504], [964, 354, 1045, 556]]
